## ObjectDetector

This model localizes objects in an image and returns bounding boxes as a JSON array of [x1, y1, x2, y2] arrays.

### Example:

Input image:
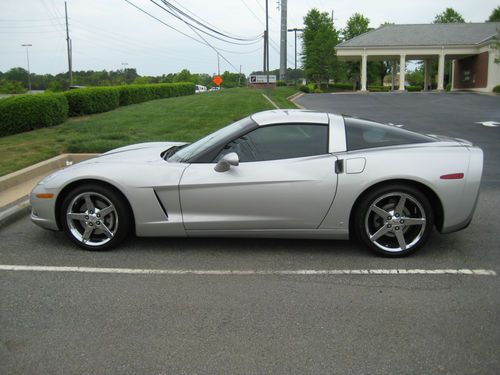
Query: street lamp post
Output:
[[21, 44, 32, 92]]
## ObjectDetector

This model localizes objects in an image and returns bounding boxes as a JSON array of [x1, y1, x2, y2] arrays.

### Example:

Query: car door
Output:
[[179, 123, 338, 231]]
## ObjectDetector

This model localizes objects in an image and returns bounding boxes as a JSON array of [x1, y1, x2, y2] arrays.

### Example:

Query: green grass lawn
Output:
[[0, 87, 297, 177]]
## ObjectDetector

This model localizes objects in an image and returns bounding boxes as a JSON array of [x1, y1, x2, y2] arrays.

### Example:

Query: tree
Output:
[[487, 6, 500, 22], [343, 13, 370, 41], [342, 13, 371, 87], [302, 9, 340, 85], [433, 8, 465, 23], [133, 76, 153, 84], [3, 67, 30, 87]]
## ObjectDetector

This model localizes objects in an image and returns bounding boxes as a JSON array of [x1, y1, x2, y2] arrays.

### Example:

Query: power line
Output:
[[123, 0, 240, 73], [123, 0, 208, 47], [240, 0, 265, 26], [153, 1, 241, 72], [151, 0, 261, 45], [163, 0, 261, 41]]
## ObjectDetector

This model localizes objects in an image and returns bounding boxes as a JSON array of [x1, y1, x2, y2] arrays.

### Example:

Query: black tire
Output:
[[353, 184, 434, 257], [60, 183, 132, 251]]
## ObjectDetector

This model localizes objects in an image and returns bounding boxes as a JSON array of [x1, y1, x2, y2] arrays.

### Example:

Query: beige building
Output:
[[335, 22, 500, 93]]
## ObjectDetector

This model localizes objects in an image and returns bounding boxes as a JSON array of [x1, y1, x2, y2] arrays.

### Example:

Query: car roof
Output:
[[251, 109, 329, 125]]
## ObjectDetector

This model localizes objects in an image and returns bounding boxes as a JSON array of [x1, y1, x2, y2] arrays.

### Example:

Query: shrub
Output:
[[307, 83, 317, 93], [299, 85, 310, 93], [326, 83, 354, 92], [367, 85, 391, 92], [64, 87, 120, 116], [0, 93, 68, 137], [117, 82, 195, 106], [493, 85, 500, 93], [406, 85, 422, 92], [276, 80, 286, 87], [0, 80, 27, 94]]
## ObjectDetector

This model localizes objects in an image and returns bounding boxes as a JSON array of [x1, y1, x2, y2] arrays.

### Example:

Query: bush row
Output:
[[116, 82, 195, 106], [299, 82, 422, 94], [0, 82, 195, 137], [0, 93, 68, 137], [493, 85, 500, 93]]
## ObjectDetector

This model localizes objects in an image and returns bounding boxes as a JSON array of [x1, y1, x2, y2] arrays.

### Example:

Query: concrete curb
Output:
[[0, 153, 98, 229], [0, 153, 96, 192], [262, 94, 280, 109], [289, 92, 305, 109], [0, 199, 30, 228]]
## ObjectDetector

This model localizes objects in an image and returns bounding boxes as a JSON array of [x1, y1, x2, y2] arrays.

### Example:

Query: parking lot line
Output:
[[0, 265, 496, 276]]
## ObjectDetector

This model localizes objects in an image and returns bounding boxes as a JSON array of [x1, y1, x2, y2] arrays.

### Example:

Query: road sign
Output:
[[249, 75, 277, 84], [213, 75, 223, 86]]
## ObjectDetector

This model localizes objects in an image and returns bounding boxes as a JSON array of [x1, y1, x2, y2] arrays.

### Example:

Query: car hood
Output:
[[83, 142, 188, 164]]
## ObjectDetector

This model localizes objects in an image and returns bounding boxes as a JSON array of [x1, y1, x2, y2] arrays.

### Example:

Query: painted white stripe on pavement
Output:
[[0, 265, 496, 276]]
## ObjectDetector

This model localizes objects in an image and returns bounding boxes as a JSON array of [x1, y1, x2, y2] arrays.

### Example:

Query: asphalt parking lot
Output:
[[1, 92, 500, 374]]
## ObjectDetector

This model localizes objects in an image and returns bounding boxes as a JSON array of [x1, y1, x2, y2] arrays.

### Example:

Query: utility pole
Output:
[[265, 0, 269, 87], [287, 28, 303, 70], [263, 32, 266, 72], [238, 65, 242, 86], [279, 0, 287, 82], [21, 44, 32, 92], [65, 1, 72, 86], [217, 52, 220, 76]]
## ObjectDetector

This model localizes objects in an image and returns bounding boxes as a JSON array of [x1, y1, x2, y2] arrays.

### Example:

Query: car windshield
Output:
[[168, 116, 254, 162]]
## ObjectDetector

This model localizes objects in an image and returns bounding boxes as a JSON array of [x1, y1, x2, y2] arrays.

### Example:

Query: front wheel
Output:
[[60, 184, 132, 251], [353, 184, 434, 257]]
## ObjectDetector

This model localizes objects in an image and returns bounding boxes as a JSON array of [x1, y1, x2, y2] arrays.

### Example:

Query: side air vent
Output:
[[153, 190, 168, 219]]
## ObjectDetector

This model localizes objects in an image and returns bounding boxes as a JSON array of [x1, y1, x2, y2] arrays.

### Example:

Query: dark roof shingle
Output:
[[337, 23, 500, 48]]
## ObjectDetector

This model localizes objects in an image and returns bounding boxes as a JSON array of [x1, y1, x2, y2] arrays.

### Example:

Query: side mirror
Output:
[[214, 152, 239, 172]]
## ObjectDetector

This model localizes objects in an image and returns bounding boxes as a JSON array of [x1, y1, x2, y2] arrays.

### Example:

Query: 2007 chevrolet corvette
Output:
[[30, 110, 483, 256]]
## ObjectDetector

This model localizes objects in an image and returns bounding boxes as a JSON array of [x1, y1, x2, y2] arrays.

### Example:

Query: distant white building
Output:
[[336, 22, 500, 93]]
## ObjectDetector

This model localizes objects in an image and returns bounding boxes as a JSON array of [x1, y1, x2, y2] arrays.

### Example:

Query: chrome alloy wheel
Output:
[[364, 192, 426, 253], [66, 192, 118, 247]]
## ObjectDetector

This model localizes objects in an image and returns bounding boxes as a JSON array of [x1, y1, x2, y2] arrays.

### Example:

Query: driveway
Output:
[[297, 92, 500, 185]]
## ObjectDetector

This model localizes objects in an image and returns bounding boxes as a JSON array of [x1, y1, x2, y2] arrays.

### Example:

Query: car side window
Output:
[[344, 117, 435, 151], [215, 124, 328, 162]]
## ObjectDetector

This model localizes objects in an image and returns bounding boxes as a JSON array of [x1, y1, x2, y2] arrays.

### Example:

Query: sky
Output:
[[1, 0, 498, 76]]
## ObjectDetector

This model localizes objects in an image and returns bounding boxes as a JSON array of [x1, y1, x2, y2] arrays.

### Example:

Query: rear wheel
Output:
[[60, 184, 132, 251], [353, 184, 434, 257]]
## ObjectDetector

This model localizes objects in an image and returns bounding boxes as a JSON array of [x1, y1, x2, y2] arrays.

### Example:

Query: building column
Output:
[[391, 59, 397, 90], [437, 51, 445, 91], [399, 54, 406, 91], [450, 60, 455, 91], [424, 59, 431, 91], [360, 53, 367, 91]]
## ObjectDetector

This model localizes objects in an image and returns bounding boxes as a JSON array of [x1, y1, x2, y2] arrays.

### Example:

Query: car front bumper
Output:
[[30, 184, 60, 231]]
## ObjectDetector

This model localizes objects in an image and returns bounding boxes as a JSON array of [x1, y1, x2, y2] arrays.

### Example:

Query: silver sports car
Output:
[[30, 109, 483, 256]]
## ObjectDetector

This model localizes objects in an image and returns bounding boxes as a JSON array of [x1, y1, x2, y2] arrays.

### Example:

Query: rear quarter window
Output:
[[344, 117, 435, 151]]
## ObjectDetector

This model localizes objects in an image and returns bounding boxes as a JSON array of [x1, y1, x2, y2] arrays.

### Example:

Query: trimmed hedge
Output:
[[64, 87, 120, 116], [328, 83, 354, 92], [63, 83, 195, 115], [0, 82, 196, 138], [116, 82, 195, 106], [493, 85, 500, 93], [0, 93, 68, 137]]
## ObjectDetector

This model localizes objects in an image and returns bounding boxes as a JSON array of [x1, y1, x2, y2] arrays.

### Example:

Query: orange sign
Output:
[[213, 75, 223, 86]]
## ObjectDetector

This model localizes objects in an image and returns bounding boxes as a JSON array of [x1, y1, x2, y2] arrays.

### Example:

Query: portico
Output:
[[336, 23, 500, 92]]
